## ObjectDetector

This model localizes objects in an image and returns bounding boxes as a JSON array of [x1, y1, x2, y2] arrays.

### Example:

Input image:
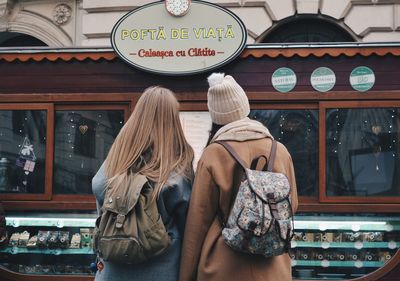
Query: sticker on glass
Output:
[[310, 67, 336, 92], [271, 67, 297, 93], [350, 66, 375, 92]]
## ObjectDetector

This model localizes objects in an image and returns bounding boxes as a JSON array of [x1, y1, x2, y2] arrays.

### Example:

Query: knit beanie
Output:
[[207, 73, 250, 125]]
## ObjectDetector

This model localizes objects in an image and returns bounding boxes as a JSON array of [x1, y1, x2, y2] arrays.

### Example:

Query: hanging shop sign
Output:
[[310, 67, 336, 92], [111, 1, 247, 75], [350, 66, 375, 92], [271, 67, 297, 93]]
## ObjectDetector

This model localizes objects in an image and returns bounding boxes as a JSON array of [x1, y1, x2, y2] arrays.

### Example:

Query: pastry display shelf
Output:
[[0, 247, 94, 255], [292, 260, 385, 268], [5, 215, 96, 228], [291, 241, 399, 249]]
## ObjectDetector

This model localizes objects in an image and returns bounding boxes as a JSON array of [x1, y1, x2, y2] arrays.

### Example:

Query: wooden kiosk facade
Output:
[[0, 43, 399, 280]]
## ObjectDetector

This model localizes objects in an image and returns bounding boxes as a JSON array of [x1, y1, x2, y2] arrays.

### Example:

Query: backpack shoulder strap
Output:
[[267, 140, 278, 172], [214, 141, 248, 169]]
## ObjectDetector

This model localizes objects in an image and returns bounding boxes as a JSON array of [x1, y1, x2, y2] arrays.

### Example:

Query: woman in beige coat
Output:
[[180, 73, 298, 281]]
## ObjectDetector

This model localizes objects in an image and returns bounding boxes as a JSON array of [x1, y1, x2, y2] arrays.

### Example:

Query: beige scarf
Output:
[[211, 117, 273, 143]]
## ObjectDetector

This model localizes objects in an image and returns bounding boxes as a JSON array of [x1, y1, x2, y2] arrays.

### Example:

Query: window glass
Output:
[[0, 110, 47, 194], [249, 109, 319, 196], [326, 108, 400, 197], [54, 110, 124, 194]]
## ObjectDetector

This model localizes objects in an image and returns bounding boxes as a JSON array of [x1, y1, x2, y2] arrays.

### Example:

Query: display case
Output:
[[0, 213, 96, 279], [0, 214, 398, 280], [291, 215, 400, 280]]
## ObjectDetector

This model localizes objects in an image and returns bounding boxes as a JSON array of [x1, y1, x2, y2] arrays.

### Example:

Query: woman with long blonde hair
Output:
[[92, 86, 194, 281]]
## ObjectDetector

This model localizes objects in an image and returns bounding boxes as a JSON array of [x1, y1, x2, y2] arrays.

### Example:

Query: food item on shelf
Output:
[[37, 230, 50, 248], [18, 231, 30, 247], [315, 250, 325, 261], [342, 232, 362, 242], [293, 232, 303, 241], [364, 232, 383, 242], [26, 235, 38, 248], [322, 232, 334, 242], [58, 231, 70, 248], [333, 232, 342, 242], [8, 232, 20, 247], [313, 233, 322, 242], [379, 251, 392, 262], [48, 231, 59, 248], [296, 249, 313, 260], [364, 250, 379, 261], [70, 233, 81, 249], [80, 228, 92, 248]]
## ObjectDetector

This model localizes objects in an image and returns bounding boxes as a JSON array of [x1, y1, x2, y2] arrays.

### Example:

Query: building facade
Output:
[[1, 0, 400, 47]]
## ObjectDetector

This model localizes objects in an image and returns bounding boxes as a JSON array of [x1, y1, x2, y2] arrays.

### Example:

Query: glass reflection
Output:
[[249, 110, 319, 196], [326, 108, 400, 197], [54, 110, 124, 194], [0, 110, 47, 194]]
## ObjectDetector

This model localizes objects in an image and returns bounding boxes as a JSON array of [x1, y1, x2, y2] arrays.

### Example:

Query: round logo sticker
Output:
[[271, 67, 297, 93], [350, 66, 375, 92], [310, 67, 336, 92]]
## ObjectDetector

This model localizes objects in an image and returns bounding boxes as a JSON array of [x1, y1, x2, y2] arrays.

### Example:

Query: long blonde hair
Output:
[[104, 86, 194, 197]]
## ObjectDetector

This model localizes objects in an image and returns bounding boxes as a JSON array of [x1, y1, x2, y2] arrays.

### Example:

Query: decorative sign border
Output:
[[111, 0, 247, 76]]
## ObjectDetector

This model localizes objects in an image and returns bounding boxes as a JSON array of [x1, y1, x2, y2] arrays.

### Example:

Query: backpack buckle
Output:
[[115, 214, 125, 228]]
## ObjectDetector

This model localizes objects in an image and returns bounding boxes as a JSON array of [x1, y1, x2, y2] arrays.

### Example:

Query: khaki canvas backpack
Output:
[[93, 173, 170, 264]]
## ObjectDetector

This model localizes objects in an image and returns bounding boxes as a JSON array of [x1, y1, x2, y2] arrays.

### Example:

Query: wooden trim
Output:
[[0, 51, 116, 63], [0, 104, 53, 201], [1, 46, 400, 63], [0, 266, 94, 281], [240, 46, 400, 59], [55, 104, 129, 110], [319, 103, 327, 204], [179, 101, 208, 111], [51, 195, 95, 202], [2, 91, 400, 103], [246, 91, 400, 102], [319, 101, 400, 204], [298, 203, 400, 213], [2, 200, 96, 210], [45, 104, 54, 200], [0, 93, 135, 103], [251, 103, 319, 109]]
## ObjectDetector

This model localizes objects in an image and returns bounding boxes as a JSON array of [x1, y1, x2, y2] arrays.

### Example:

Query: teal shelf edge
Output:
[[0, 247, 94, 255], [292, 260, 384, 268], [294, 221, 400, 232], [291, 241, 399, 249], [6, 217, 96, 228]]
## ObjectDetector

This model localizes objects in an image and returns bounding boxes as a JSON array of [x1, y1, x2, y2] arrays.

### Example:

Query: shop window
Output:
[[249, 109, 319, 196], [0, 110, 47, 195], [326, 107, 400, 198], [53, 109, 125, 195]]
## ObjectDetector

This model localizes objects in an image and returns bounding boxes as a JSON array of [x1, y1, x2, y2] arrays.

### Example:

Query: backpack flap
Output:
[[245, 168, 291, 203], [102, 174, 149, 218]]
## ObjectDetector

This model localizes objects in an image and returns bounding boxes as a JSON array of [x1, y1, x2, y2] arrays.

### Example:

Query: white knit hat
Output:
[[207, 73, 250, 125]]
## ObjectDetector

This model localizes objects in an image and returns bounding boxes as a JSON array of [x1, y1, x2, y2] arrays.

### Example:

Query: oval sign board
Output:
[[111, 1, 247, 75]]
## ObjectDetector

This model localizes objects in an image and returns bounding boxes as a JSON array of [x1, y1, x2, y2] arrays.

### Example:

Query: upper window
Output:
[[260, 16, 356, 43], [0, 32, 47, 47]]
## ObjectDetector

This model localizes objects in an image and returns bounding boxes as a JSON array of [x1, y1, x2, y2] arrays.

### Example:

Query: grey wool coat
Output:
[[92, 163, 192, 281]]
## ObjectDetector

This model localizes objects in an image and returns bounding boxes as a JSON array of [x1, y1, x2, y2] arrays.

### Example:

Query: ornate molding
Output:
[[0, 0, 15, 19], [53, 3, 72, 26]]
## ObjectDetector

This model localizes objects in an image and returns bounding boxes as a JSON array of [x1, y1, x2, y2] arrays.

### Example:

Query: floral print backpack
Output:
[[216, 140, 294, 258]]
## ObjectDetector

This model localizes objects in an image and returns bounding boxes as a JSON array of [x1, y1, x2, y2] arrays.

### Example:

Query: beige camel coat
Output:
[[180, 137, 298, 281]]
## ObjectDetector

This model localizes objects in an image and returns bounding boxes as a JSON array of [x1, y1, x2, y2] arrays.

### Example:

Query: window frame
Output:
[[0, 103, 54, 201], [319, 101, 400, 204]]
